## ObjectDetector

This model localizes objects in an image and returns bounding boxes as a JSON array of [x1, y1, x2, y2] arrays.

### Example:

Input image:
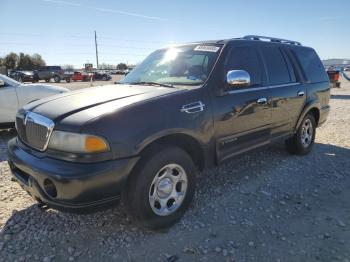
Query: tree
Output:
[[117, 63, 128, 70], [17, 53, 34, 70], [3, 53, 19, 69], [61, 64, 74, 70], [31, 53, 46, 69]]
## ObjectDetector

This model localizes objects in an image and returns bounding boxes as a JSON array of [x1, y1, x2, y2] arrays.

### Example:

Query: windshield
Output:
[[120, 44, 222, 86], [0, 74, 21, 87]]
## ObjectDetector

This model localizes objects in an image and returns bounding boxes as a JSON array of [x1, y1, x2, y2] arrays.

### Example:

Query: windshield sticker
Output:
[[194, 45, 220, 52]]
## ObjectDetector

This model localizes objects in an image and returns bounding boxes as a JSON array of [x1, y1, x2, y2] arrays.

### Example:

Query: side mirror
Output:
[[226, 70, 250, 88], [0, 80, 5, 87]]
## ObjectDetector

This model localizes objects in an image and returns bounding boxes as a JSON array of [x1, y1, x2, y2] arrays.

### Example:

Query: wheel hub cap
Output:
[[157, 178, 173, 197], [149, 164, 188, 216], [301, 119, 313, 147]]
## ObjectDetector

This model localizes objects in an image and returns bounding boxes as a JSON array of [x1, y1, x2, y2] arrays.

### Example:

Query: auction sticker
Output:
[[194, 45, 220, 52]]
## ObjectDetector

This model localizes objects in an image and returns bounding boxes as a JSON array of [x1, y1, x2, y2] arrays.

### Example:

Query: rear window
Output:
[[261, 46, 291, 85], [291, 47, 328, 83]]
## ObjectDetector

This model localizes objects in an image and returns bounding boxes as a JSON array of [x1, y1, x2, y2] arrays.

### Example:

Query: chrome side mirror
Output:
[[0, 80, 5, 87], [226, 70, 250, 88]]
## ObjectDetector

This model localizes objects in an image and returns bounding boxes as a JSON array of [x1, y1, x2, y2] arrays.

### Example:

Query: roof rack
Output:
[[243, 35, 302, 46]]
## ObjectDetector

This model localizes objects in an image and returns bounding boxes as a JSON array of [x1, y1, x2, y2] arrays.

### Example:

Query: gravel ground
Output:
[[0, 78, 350, 262]]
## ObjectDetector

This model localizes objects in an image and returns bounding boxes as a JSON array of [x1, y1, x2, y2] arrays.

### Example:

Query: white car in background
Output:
[[0, 74, 68, 128]]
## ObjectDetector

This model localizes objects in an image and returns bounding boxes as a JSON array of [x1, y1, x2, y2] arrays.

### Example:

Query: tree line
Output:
[[0, 52, 46, 70]]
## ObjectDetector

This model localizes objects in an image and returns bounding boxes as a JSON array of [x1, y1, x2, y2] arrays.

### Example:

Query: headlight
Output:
[[48, 131, 109, 153]]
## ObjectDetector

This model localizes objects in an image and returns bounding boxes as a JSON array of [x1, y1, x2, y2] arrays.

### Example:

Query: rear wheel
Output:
[[66, 78, 71, 83], [285, 113, 316, 155], [122, 146, 196, 230], [45, 79, 50, 83], [102, 76, 107, 81]]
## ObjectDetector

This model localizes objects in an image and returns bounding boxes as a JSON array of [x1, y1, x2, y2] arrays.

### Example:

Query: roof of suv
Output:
[[186, 35, 305, 48]]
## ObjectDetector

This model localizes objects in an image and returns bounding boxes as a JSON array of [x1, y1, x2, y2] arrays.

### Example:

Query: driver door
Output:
[[213, 44, 273, 162], [0, 81, 19, 124]]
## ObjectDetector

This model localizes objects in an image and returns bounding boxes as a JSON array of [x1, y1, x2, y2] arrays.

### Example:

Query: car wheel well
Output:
[[140, 134, 205, 171], [308, 108, 320, 126]]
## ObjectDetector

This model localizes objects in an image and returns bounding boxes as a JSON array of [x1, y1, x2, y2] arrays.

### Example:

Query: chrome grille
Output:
[[16, 112, 54, 151]]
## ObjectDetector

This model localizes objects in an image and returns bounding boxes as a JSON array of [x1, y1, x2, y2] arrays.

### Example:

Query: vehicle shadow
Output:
[[0, 142, 349, 260], [331, 94, 350, 100]]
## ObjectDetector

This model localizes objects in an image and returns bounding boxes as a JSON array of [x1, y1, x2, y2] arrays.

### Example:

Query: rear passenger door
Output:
[[259, 45, 306, 139]]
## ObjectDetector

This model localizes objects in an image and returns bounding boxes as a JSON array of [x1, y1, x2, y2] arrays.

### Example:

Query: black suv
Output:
[[8, 36, 330, 229], [35, 66, 71, 83]]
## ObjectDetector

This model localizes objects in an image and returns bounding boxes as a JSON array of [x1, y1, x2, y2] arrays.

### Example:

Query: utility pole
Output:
[[94, 30, 99, 69]]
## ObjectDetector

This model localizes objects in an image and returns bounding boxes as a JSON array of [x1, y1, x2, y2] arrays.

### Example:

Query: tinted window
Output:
[[291, 47, 328, 83], [261, 46, 291, 85], [226, 46, 263, 87]]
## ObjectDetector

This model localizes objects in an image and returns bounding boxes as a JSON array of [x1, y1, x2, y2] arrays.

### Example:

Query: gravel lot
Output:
[[0, 77, 350, 262]]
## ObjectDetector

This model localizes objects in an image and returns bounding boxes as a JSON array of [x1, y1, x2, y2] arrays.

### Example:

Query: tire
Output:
[[45, 79, 50, 83], [122, 146, 196, 230], [18, 77, 23, 83], [102, 76, 107, 81], [54, 76, 61, 83], [285, 113, 316, 155], [66, 78, 71, 83]]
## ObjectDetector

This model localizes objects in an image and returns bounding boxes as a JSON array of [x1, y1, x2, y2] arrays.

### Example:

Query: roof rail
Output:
[[243, 35, 302, 46]]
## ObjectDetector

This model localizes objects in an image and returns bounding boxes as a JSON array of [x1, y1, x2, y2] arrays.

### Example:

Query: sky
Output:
[[0, 0, 349, 68]]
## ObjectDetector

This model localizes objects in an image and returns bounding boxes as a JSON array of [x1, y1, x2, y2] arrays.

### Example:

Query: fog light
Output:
[[43, 179, 57, 198]]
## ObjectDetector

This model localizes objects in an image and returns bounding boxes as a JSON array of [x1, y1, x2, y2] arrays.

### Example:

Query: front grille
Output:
[[16, 116, 26, 141], [16, 112, 54, 151]]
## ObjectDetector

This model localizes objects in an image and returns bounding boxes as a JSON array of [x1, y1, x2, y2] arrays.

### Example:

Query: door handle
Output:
[[297, 91, 305, 97], [257, 97, 267, 104]]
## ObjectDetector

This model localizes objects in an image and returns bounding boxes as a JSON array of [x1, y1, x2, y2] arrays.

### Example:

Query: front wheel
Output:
[[285, 113, 316, 155], [54, 76, 61, 83], [122, 146, 196, 230]]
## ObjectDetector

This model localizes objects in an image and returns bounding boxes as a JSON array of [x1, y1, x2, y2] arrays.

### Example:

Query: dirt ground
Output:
[[0, 76, 349, 262]]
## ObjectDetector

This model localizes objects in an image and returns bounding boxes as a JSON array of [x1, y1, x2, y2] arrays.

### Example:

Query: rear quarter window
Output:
[[291, 47, 328, 83]]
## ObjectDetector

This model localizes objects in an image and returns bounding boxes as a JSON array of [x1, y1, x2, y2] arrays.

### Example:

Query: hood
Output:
[[25, 83, 69, 93], [24, 84, 181, 123]]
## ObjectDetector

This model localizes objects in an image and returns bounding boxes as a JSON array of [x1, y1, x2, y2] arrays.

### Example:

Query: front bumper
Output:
[[7, 138, 139, 210]]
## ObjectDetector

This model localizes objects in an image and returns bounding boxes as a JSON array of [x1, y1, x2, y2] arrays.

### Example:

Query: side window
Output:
[[261, 46, 291, 85], [291, 47, 328, 83], [226, 46, 263, 87]]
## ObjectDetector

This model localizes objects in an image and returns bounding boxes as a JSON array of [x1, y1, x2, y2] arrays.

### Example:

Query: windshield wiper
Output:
[[128, 81, 175, 88]]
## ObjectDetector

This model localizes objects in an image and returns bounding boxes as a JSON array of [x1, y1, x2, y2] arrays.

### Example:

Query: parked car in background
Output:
[[0, 74, 68, 128], [93, 72, 112, 81], [9, 70, 38, 83], [7, 36, 330, 229], [71, 71, 94, 82], [35, 66, 72, 83]]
